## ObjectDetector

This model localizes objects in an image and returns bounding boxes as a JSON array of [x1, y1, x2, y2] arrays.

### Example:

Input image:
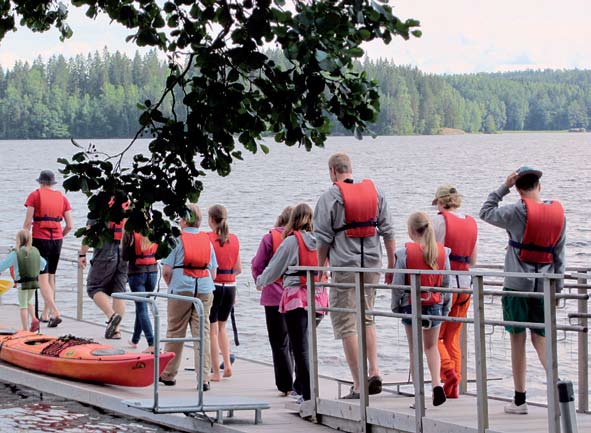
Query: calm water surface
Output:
[[0, 133, 590, 416]]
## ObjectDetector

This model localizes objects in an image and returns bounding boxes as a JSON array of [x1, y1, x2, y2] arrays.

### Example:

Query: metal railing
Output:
[[291, 265, 589, 433]]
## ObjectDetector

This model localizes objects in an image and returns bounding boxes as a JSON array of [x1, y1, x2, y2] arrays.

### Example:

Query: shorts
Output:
[[33, 238, 62, 274], [209, 284, 236, 323], [329, 271, 379, 339], [502, 287, 545, 336], [400, 304, 443, 328], [18, 288, 35, 309], [86, 258, 128, 298]]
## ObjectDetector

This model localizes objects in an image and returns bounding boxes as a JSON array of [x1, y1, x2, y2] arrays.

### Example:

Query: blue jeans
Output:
[[128, 272, 157, 346]]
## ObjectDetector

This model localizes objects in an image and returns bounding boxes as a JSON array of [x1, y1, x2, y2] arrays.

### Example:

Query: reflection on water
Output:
[[0, 382, 170, 433]]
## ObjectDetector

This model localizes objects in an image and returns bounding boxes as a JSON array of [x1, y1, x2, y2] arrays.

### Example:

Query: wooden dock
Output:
[[0, 304, 589, 433]]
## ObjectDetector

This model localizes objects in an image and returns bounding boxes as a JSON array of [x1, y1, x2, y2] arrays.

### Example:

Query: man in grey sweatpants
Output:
[[479, 166, 566, 415]]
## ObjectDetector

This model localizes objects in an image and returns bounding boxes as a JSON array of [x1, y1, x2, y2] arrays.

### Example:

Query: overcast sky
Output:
[[0, 0, 589, 74]]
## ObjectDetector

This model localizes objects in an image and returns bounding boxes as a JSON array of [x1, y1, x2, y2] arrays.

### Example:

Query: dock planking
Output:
[[0, 304, 588, 433]]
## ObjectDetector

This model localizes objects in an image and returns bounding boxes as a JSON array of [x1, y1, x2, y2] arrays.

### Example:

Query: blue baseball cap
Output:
[[516, 166, 542, 180]]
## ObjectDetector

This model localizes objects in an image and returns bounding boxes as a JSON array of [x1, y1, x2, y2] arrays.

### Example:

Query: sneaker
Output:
[[341, 386, 360, 400], [295, 396, 305, 405], [290, 392, 302, 400], [504, 401, 528, 415], [29, 318, 40, 333]]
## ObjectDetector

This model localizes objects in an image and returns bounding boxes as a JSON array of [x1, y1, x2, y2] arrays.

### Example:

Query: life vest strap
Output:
[[16, 276, 38, 283], [137, 253, 156, 259], [173, 264, 208, 270], [33, 216, 62, 222], [217, 269, 234, 275], [449, 254, 471, 264], [334, 220, 377, 233], [508, 239, 555, 253]]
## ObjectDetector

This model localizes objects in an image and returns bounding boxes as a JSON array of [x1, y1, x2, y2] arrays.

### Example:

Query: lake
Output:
[[0, 132, 590, 409]]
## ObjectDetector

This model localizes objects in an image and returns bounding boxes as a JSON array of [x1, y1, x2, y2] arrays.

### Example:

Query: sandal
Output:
[[341, 386, 360, 400], [105, 313, 122, 339], [48, 317, 62, 328], [107, 331, 121, 340], [368, 375, 383, 395]]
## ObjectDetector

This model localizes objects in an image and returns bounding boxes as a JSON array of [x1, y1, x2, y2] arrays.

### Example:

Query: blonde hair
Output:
[[275, 206, 293, 228], [16, 229, 32, 253], [183, 203, 202, 228], [438, 193, 462, 210], [328, 153, 352, 174], [283, 203, 313, 238], [407, 212, 438, 269], [208, 204, 230, 245]]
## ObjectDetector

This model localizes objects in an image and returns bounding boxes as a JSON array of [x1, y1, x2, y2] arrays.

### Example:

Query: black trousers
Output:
[[264, 306, 295, 393], [285, 308, 310, 400]]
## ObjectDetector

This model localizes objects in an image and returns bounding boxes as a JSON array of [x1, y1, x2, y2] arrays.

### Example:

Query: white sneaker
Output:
[[504, 401, 528, 414]]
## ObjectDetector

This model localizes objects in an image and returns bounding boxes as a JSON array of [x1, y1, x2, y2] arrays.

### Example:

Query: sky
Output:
[[0, 0, 590, 74]]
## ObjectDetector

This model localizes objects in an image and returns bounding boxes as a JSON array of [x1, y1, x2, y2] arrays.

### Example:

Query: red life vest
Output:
[[405, 242, 446, 306], [270, 228, 284, 285], [133, 232, 158, 266], [207, 232, 240, 284], [334, 179, 378, 238], [108, 200, 129, 241], [177, 232, 211, 278], [33, 188, 63, 231], [293, 231, 320, 287], [440, 211, 477, 271], [509, 198, 564, 264]]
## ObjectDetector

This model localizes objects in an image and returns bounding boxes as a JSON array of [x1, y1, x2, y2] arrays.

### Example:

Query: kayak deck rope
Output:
[[40, 335, 97, 357]]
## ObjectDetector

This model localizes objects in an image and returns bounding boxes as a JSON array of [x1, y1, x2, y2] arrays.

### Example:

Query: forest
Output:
[[0, 49, 589, 139]]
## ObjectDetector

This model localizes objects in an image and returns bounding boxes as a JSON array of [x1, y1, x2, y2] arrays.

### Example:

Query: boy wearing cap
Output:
[[23, 169, 73, 327], [479, 167, 566, 414]]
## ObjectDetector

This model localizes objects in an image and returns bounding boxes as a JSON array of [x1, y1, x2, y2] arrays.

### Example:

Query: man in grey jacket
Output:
[[314, 152, 396, 399], [480, 166, 566, 415]]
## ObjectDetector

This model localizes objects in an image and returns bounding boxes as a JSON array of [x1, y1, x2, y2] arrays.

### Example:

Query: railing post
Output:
[[473, 275, 488, 433], [460, 318, 468, 395], [409, 273, 425, 432], [77, 261, 84, 320], [544, 277, 560, 433], [354, 271, 369, 433], [576, 273, 588, 413], [306, 270, 319, 421]]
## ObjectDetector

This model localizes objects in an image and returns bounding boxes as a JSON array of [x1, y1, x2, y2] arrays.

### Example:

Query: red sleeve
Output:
[[62, 194, 72, 213], [24, 190, 39, 208]]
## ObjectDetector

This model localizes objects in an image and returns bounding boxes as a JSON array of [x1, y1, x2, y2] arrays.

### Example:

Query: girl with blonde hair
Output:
[[0, 229, 48, 331], [391, 212, 451, 407], [256, 203, 328, 404], [207, 204, 242, 381]]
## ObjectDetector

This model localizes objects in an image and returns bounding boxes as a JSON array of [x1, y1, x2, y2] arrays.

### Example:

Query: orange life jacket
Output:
[[33, 188, 63, 231], [292, 231, 321, 287], [176, 232, 211, 278], [108, 200, 129, 241], [133, 232, 158, 266], [509, 198, 564, 264], [405, 242, 446, 306], [270, 228, 284, 285], [207, 232, 240, 284], [10, 266, 17, 288], [440, 211, 477, 271], [334, 179, 378, 238]]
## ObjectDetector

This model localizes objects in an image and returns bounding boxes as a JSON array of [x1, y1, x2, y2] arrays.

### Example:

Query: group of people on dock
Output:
[[250, 152, 564, 414], [0, 152, 565, 416]]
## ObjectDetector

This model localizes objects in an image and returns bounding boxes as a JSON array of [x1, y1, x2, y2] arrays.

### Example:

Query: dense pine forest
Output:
[[0, 49, 589, 139]]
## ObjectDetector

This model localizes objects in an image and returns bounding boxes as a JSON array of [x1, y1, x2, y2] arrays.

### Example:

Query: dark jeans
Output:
[[264, 306, 295, 393], [128, 272, 157, 346], [285, 308, 310, 400]]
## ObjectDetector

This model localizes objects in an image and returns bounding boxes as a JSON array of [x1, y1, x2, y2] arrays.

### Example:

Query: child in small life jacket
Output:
[[0, 229, 47, 332], [391, 212, 452, 407]]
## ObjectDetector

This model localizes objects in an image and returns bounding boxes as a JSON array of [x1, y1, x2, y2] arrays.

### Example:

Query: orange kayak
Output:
[[0, 329, 174, 387]]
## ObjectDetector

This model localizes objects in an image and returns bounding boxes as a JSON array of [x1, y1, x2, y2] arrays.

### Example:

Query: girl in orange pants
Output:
[[438, 292, 471, 398]]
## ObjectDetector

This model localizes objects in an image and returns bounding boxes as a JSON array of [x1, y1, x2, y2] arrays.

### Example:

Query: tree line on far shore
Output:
[[0, 48, 589, 139]]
